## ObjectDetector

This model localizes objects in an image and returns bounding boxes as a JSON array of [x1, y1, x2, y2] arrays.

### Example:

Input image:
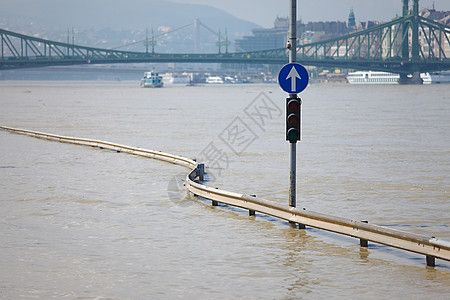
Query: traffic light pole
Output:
[[288, 0, 297, 209], [289, 141, 297, 208]]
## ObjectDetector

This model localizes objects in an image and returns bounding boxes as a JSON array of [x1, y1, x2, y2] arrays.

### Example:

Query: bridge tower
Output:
[[411, 0, 420, 63], [400, 0, 423, 84], [401, 0, 409, 61], [194, 19, 201, 53]]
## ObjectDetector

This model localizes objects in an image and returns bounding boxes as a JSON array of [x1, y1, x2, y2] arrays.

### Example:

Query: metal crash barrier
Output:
[[2, 125, 449, 267]]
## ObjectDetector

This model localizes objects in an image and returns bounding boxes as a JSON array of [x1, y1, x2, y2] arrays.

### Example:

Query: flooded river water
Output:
[[1, 80, 449, 298]]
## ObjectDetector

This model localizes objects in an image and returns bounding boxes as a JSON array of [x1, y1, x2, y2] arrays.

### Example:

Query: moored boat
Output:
[[346, 71, 399, 84], [347, 70, 450, 84], [421, 71, 450, 84], [141, 72, 163, 88], [205, 76, 224, 84]]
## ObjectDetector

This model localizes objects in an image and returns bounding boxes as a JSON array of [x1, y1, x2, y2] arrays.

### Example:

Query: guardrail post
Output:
[[360, 220, 369, 247], [197, 163, 204, 181], [249, 194, 256, 216], [426, 255, 435, 267], [212, 200, 218, 206]]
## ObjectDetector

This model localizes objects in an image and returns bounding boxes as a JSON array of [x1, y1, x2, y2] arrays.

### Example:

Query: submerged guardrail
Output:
[[1, 125, 449, 267]]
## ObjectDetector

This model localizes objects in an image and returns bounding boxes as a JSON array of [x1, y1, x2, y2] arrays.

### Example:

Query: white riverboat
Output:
[[347, 70, 450, 84], [162, 73, 192, 84], [140, 72, 163, 88], [205, 76, 224, 84], [346, 71, 399, 84], [421, 71, 450, 84]]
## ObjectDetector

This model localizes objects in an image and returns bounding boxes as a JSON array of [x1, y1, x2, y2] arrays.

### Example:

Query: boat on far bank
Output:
[[347, 70, 450, 84], [205, 76, 224, 84], [421, 71, 450, 84], [140, 72, 163, 88], [346, 71, 399, 84]]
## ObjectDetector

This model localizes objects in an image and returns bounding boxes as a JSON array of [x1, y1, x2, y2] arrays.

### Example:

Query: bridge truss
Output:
[[292, 14, 450, 74], [0, 27, 286, 70], [1, 13, 450, 73]]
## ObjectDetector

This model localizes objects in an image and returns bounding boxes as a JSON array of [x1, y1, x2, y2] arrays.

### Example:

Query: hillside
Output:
[[0, 0, 260, 53]]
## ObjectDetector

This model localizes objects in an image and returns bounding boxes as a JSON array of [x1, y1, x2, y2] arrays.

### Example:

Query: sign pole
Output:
[[289, 0, 297, 209], [278, 2, 308, 226], [289, 0, 297, 64]]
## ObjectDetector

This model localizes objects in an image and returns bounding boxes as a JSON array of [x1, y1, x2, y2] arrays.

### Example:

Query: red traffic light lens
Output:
[[287, 100, 299, 111]]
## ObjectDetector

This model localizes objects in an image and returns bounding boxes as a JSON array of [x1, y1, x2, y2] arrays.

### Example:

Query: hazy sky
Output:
[[172, 0, 450, 27]]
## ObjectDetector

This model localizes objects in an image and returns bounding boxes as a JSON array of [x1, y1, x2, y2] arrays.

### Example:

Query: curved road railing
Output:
[[1, 125, 449, 267]]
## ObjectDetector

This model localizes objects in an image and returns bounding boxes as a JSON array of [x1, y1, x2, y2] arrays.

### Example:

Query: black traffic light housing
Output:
[[286, 96, 301, 143]]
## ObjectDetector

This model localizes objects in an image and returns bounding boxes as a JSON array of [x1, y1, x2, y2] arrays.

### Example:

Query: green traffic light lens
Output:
[[287, 128, 299, 140]]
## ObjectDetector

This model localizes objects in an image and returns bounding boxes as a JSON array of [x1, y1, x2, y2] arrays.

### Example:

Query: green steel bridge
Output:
[[1, 0, 450, 81]]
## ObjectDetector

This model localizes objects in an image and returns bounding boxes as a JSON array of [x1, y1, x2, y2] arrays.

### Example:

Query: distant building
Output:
[[347, 8, 381, 32], [418, 8, 450, 57], [348, 9, 356, 28], [235, 17, 349, 52], [358, 21, 381, 30], [235, 17, 288, 52], [302, 21, 348, 42], [420, 7, 450, 25], [303, 21, 348, 35], [273, 17, 289, 29]]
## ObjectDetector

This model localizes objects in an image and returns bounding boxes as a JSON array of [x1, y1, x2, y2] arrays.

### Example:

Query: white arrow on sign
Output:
[[286, 66, 301, 92]]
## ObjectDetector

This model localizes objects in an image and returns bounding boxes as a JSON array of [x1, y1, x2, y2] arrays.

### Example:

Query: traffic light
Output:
[[286, 96, 301, 143]]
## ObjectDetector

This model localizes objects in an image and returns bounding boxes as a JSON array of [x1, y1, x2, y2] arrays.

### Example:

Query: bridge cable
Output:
[[111, 22, 194, 50]]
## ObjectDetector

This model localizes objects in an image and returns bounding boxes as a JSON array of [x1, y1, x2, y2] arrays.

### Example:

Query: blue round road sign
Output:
[[278, 63, 309, 94]]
